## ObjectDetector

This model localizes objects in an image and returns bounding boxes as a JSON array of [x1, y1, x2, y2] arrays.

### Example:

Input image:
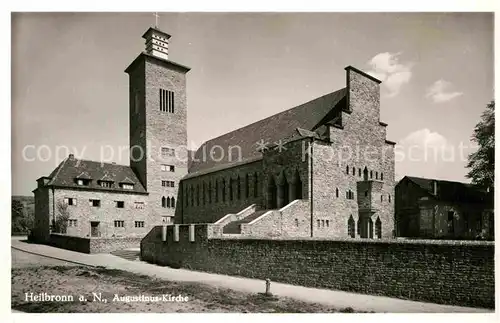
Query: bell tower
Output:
[[125, 26, 190, 224]]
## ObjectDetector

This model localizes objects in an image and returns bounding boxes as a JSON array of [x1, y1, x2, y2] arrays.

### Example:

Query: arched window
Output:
[[358, 168, 361, 177], [363, 167, 368, 181], [196, 184, 200, 206], [375, 171, 378, 180], [167, 197, 171, 208], [346, 165, 349, 174], [237, 176, 241, 199], [381, 173, 384, 181], [348, 215, 355, 238], [375, 217, 382, 239], [352, 167, 355, 175], [380, 195, 383, 202], [245, 174, 250, 198], [254, 173, 259, 198], [208, 181, 212, 203], [388, 194, 391, 203], [215, 179, 219, 202], [229, 178, 234, 201], [202, 182, 206, 205], [370, 170, 373, 179], [162, 196, 166, 208], [171, 197, 175, 208], [222, 179, 226, 202], [295, 170, 303, 199], [336, 188, 339, 198]]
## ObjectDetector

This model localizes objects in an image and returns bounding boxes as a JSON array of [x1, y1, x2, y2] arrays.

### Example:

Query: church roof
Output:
[[189, 87, 347, 172], [45, 156, 147, 194]]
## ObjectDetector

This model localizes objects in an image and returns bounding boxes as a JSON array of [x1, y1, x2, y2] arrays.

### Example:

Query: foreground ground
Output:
[[11, 250, 358, 313], [11, 238, 492, 313]]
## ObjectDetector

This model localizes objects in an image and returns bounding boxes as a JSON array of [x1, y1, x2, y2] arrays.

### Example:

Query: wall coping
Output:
[[210, 235, 495, 246], [50, 233, 143, 241]]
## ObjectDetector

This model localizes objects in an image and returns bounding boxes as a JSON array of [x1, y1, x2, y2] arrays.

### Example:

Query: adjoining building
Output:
[[33, 26, 397, 243], [395, 176, 494, 240]]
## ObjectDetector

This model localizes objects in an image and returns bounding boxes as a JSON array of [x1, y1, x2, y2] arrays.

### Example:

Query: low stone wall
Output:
[[49, 233, 90, 253], [141, 225, 495, 308], [48, 234, 141, 254]]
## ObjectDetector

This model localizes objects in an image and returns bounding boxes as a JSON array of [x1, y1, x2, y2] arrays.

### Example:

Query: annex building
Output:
[[33, 26, 396, 242]]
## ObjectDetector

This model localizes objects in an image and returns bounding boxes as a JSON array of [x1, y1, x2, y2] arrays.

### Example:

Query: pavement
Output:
[[10, 237, 493, 313]]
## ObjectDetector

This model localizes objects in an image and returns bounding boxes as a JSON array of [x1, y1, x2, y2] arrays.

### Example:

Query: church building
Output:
[[33, 26, 396, 242]]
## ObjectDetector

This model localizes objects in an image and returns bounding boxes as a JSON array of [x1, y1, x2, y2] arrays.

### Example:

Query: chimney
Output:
[[68, 154, 75, 160], [142, 27, 171, 60]]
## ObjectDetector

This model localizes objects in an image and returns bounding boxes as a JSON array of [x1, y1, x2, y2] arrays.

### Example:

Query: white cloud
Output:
[[394, 128, 470, 181], [425, 79, 463, 103], [366, 52, 413, 97]]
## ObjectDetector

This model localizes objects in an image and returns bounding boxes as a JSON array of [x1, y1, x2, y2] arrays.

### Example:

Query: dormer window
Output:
[[121, 183, 134, 190], [98, 180, 114, 188], [76, 172, 92, 186], [76, 179, 90, 186]]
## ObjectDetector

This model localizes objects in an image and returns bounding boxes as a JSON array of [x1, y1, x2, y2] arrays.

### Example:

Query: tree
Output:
[[53, 201, 69, 234], [11, 199, 25, 233], [466, 101, 494, 190]]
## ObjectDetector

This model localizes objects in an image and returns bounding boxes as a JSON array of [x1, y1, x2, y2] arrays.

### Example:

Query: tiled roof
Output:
[[45, 157, 147, 194], [404, 176, 492, 205], [189, 87, 347, 172]]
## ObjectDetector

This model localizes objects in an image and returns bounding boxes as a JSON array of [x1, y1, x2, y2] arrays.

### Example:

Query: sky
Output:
[[11, 12, 494, 196]]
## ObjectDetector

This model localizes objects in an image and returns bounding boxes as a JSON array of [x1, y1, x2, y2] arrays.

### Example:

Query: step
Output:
[[222, 210, 271, 234]]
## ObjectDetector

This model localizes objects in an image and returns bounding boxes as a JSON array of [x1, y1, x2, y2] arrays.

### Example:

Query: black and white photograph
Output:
[[7, 5, 496, 318]]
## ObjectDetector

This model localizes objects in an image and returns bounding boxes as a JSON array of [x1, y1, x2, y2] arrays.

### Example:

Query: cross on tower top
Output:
[[153, 12, 159, 28]]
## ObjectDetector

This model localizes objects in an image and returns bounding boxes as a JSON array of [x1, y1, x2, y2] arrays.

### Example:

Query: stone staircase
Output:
[[110, 248, 140, 261], [222, 210, 269, 234]]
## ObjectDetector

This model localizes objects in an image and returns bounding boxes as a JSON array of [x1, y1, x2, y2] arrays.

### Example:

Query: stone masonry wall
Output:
[[53, 188, 151, 238], [141, 224, 494, 308], [127, 55, 189, 226], [312, 68, 395, 239], [179, 159, 264, 224], [49, 234, 142, 254]]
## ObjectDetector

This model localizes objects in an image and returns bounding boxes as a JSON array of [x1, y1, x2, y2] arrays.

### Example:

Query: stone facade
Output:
[[141, 224, 494, 308], [396, 176, 493, 239], [126, 53, 190, 225], [176, 67, 395, 240], [34, 185, 151, 240]]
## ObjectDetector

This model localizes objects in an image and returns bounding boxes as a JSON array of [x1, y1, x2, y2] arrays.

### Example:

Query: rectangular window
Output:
[[64, 197, 77, 206], [134, 202, 145, 209], [68, 219, 77, 227], [134, 221, 145, 228], [89, 199, 100, 207], [161, 147, 175, 157], [161, 164, 175, 172], [159, 89, 175, 113], [162, 180, 175, 187], [121, 183, 134, 190], [116, 201, 125, 208], [114, 220, 125, 228], [326, 220, 329, 227], [317, 219, 320, 228], [99, 180, 113, 188]]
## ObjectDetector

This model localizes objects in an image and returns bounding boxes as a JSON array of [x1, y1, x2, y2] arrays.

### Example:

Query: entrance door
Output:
[[90, 221, 100, 237]]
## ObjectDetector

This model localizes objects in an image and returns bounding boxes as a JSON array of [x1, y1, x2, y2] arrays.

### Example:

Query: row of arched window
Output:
[[345, 165, 384, 181], [161, 196, 175, 208], [184, 173, 260, 208], [347, 215, 382, 239]]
